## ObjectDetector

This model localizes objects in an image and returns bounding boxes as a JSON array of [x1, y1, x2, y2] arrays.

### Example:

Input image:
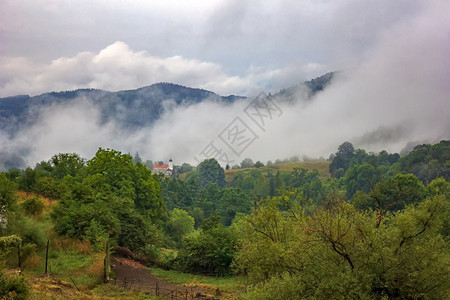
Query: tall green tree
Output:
[[397, 140, 450, 183], [329, 141, 357, 177], [343, 162, 379, 199], [164, 208, 195, 248], [240, 158, 254, 169], [217, 188, 252, 226], [196, 158, 225, 189], [40, 153, 86, 179], [86, 148, 136, 199], [52, 148, 165, 251]]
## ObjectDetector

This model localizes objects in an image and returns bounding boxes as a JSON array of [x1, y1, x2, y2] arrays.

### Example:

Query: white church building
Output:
[[152, 159, 173, 176]]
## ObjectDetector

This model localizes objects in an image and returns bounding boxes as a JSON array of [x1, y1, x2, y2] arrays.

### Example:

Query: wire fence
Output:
[[110, 278, 220, 300]]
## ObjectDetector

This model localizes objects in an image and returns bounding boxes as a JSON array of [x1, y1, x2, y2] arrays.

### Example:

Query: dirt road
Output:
[[112, 257, 220, 299]]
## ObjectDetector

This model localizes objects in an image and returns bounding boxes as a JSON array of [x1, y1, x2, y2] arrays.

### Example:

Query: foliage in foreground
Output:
[[1, 141, 449, 298], [236, 186, 450, 299], [0, 270, 29, 300]]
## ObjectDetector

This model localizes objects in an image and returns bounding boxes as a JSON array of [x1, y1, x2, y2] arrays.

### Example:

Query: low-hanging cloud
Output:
[[143, 0, 450, 164], [0, 96, 251, 167]]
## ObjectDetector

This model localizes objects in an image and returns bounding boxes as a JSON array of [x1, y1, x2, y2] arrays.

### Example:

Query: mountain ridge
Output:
[[0, 73, 335, 134], [0, 74, 335, 169], [0, 82, 246, 134]]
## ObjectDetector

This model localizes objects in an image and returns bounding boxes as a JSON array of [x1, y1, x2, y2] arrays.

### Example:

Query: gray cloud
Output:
[[0, 1, 449, 168], [0, 0, 432, 97], [145, 1, 450, 164]]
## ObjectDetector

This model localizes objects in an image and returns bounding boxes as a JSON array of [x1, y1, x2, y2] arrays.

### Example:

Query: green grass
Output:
[[27, 279, 164, 299], [148, 267, 247, 294], [224, 160, 330, 182], [13, 194, 103, 289], [49, 251, 101, 286], [25, 249, 103, 289], [268, 161, 330, 175], [91, 284, 164, 299]]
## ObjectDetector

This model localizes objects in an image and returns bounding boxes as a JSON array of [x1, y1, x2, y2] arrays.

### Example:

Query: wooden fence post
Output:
[[45, 239, 49, 274], [103, 240, 109, 283], [17, 243, 21, 269]]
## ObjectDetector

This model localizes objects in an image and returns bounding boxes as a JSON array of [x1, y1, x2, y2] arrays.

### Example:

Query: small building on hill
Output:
[[152, 159, 173, 176]]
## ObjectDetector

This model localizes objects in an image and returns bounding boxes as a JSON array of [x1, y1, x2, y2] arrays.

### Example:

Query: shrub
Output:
[[23, 252, 40, 268], [0, 271, 29, 300], [21, 196, 44, 215], [33, 176, 65, 199], [12, 217, 47, 248], [141, 244, 161, 261], [19, 243, 37, 267], [176, 219, 237, 276]]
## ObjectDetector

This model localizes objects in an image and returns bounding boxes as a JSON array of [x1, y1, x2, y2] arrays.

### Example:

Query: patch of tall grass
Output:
[[148, 267, 247, 294]]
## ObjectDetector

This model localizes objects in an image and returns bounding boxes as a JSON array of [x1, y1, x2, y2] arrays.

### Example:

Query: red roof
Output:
[[153, 164, 169, 168]]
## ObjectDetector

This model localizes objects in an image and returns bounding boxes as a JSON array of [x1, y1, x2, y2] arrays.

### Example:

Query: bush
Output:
[[21, 196, 44, 215], [9, 216, 47, 248], [23, 252, 40, 268], [160, 250, 177, 269], [141, 244, 161, 261], [0, 271, 29, 300], [164, 208, 195, 248], [33, 176, 65, 199], [19, 243, 37, 267], [176, 219, 237, 276]]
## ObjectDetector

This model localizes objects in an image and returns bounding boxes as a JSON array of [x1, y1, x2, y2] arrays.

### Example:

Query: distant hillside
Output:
[[275, 72, 336, 102], [0, 83, 245, 137], [224, 160, 331, 183], [0, 73, 335, 136]]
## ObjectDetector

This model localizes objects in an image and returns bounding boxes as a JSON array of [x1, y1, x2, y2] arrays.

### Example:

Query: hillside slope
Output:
[[224, 160, 330, 183], [0, 83, 244, 136]]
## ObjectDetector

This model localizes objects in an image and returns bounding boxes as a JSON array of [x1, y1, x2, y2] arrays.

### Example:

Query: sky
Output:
[[1, 0, 440, 97], [0, 0, 449, 167]]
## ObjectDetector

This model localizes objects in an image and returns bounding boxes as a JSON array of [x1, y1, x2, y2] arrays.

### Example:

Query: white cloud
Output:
[[10, 99, 117, 164], [0, 41, 326, 97]]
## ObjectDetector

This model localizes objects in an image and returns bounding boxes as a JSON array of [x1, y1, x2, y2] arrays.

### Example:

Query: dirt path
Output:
[[111, 257, 220, 299]]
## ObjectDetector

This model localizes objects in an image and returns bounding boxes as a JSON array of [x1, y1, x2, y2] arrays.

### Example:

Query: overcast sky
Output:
[[1, 0, 449, 166], [0, 0, 443, 97]]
